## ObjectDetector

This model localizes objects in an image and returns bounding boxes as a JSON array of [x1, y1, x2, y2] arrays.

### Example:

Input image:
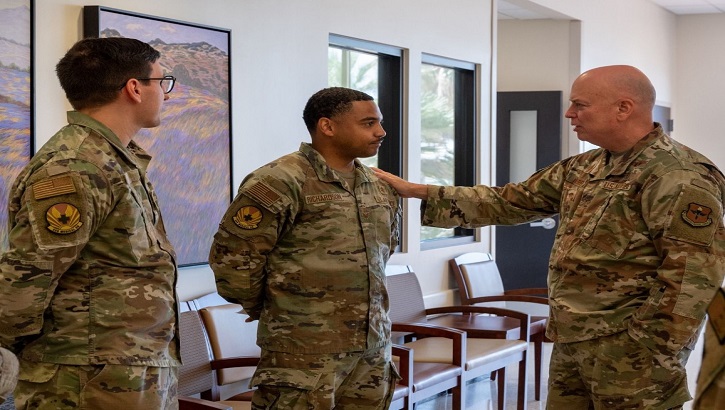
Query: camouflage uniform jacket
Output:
[[694, 286, 725, 409], [0, 111, 180, 367], [210, 143, 401, 354], [423, 125, 725, 354]]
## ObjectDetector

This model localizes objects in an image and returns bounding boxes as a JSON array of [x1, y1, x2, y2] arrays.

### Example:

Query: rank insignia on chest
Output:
[[681, 202, 713, 227], [46, 203, 83, 234], [233, 206, 263, 230]]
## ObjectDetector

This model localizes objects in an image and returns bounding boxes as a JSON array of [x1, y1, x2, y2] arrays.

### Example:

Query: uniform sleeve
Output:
[[629, 170, 725, 354], [209, 177, 293, 320], [0, 163, 110, 352], [422, 160, 565, 228]]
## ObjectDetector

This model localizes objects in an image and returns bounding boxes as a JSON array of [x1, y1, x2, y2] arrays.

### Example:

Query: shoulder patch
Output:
[[665, 184, 720, 246], [233, 206, 263, 230], [46, 203, 83, 234], [681, 203, 713, 227], [246, 181, 282, 209], [33, 175, 76, 200]]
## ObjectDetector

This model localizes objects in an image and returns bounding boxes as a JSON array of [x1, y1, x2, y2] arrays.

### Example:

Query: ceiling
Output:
[[498, 0, 725, 20]]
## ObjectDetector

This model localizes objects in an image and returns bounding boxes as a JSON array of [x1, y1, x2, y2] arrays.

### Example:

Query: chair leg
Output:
[[517, 352, 528, 410], [534, 333, 543, 401], [452, 376, 465, 410], [496, 368, 506, 410]]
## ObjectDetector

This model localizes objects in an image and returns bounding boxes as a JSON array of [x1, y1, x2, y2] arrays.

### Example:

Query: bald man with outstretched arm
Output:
[[375, 65, 725, 410]]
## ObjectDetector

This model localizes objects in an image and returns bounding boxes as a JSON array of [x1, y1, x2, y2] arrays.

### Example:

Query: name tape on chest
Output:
[[305, 193, 346, 204]]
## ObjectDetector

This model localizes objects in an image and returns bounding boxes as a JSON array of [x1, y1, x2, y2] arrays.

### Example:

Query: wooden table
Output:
[[427, 313, 547, 340]]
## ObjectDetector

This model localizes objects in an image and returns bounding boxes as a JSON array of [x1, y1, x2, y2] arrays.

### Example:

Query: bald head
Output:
[[577, 65, 656, 110], [566, 65, 658, 152]]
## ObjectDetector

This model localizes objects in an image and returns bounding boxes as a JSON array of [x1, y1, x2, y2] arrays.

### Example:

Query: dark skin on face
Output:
[[311, 100, 386, 172]]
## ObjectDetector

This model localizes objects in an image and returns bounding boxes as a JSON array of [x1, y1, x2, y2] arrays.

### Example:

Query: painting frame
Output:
[[84, 6, 233, 267], [0, 0, 34, 251]]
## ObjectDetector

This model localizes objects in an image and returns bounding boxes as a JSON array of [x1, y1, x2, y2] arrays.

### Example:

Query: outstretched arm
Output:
[[372, 167, 429, 199]]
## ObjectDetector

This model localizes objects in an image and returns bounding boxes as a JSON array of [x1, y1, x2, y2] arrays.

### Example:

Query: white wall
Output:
[[673, 14, 725, 170], [499, 0, 677, 157], [34, 0, 495, 303]]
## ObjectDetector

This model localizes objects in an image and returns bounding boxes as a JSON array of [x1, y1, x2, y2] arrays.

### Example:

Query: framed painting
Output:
[[0, 0, 34, 251], [84, 6, 232, 267]]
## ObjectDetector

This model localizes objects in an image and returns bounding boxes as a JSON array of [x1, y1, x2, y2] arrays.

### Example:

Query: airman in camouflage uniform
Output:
[[0, 38, 180, 409], [374, 65, 725, 410], [693, 286, 725, 409], [210, 87, 401, 409]]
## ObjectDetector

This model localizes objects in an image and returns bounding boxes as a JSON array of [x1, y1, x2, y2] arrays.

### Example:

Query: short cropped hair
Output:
[[55, 37, 161, 110], [302, 87, 374, 133]]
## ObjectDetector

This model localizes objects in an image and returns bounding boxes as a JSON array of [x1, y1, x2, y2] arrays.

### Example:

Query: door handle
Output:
[[530, 217, 556, 230]]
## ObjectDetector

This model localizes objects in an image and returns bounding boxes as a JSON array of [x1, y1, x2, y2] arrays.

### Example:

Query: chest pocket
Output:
[[579, 184, 638, 259]]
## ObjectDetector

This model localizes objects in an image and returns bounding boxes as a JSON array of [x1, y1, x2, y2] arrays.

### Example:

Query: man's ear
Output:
[[318, 117, 335, 137], [616, 98, 635, 118], [121, 79, 143, 103]]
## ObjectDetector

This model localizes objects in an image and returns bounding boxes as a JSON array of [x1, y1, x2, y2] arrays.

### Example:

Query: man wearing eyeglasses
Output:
[[0, 37, 179, 409]]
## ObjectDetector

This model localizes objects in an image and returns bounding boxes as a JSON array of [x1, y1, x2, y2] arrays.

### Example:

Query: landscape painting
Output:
[[0, 0, 33, 251], [84, 6, 232, 266]]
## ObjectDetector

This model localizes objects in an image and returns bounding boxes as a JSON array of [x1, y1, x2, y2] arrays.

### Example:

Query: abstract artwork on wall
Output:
[[84, 6, 232, 266], [0, 0, 33, 251]]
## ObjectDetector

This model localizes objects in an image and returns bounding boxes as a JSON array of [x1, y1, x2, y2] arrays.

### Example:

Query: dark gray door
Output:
[[495, 91, 562, 290]]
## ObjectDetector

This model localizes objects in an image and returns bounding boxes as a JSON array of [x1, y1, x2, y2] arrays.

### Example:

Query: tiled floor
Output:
[[415, 341, 552, 410]]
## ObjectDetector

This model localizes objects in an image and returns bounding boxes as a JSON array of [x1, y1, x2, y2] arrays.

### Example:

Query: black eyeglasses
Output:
[[119, 75, 176, 94]]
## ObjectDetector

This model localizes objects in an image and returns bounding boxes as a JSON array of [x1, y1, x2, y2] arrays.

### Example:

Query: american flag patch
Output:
[[246, 181, 281, 208], [33, 176, 76, 200]]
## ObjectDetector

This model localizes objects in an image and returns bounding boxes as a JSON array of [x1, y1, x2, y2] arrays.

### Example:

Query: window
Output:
[[420, 54, 476, 246], [328, 35, 403, 175]]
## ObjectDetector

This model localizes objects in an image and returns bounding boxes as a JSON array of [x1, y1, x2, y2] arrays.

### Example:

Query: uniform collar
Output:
[[67, 111, 152, 172], [299, 142, 373, 185], [588, 123, 666, 179]]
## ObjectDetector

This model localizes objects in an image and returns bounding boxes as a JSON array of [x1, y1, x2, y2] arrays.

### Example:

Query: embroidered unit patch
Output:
[[682, 202, 713, 227], [233, 206, 263, 230], [46, 203, 83, 234]]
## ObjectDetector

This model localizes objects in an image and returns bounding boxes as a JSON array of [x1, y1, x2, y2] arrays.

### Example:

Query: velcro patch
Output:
[[233, 206, 263, 230], [46, 203, 83, 234], [246, 181, 282, 209], [33, 176, 76, 200], [681, 203, 713, 227], [665, 184, 720, 246]]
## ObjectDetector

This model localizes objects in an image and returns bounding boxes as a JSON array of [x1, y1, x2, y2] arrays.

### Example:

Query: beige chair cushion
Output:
[[404, 337, 527, 371]]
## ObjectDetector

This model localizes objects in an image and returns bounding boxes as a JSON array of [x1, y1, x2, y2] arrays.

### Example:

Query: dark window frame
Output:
[[420, 54, 477, 249], [328, 34, 403, 177]]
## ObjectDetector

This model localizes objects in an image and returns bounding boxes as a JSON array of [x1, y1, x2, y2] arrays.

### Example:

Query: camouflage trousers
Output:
[[250, 344, 399, 409], [14, 360, 178, 410], [547, 331, 691, 410]]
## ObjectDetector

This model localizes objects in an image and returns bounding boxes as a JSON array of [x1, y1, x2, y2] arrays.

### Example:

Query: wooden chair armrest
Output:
[[424, 305, 530, 341], [503, 287, 549, 297], [391, 322, 466, 366], [466, 294, 549, 305], [210, 356, 260, 371], [179, 396, 233, 410], [392, 344, 413, 387]]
